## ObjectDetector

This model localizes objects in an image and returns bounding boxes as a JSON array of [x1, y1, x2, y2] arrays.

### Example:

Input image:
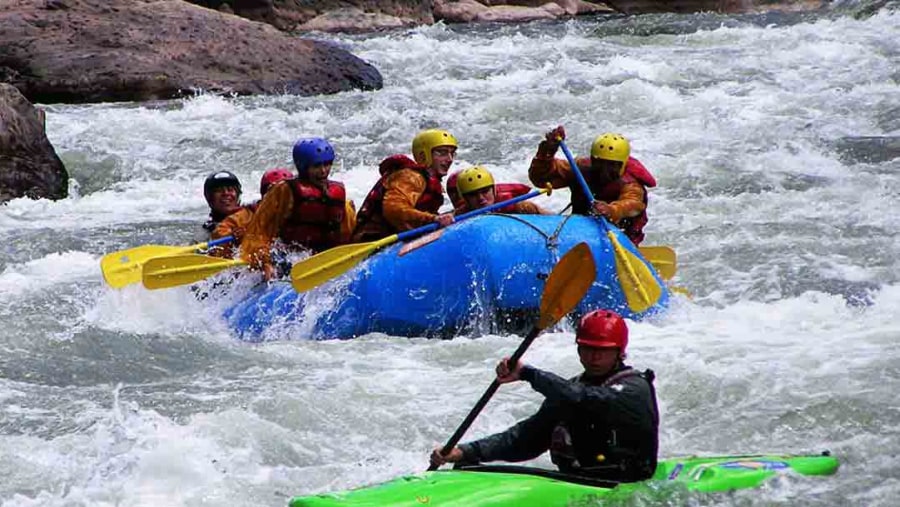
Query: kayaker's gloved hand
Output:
[[496, 357, 524, 384], [430, 446, 464, 468]]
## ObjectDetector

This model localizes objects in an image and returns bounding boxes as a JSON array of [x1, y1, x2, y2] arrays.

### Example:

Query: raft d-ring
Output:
[[543, 183, 554, 196], [415, 495, 430, 504]]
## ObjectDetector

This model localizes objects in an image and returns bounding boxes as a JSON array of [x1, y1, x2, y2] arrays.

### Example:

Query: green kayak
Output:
[[290, 452, 838, 507]]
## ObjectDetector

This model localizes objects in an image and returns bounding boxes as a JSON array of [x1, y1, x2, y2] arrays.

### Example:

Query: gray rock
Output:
[[600, 0, 827, 15], [0, 84, 68, 204], [0, 0, 383, 104]]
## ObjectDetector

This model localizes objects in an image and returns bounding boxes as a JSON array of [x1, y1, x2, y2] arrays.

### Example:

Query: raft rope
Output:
[[491, 214, 576, 277]]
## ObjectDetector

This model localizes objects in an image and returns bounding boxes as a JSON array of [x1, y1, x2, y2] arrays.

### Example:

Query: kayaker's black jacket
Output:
[[458, 365, 659, 482]]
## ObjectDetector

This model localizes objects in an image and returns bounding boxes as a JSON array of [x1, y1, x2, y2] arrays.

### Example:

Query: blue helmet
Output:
[[292, 137, 335, 177]]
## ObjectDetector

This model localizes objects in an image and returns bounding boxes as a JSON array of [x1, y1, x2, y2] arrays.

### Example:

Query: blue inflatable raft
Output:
[[223, 214, 669, 341]]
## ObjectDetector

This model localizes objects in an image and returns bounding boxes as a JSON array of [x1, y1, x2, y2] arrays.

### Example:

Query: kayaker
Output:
[[446, 169, 533, 210], [351, 129, 457, 242], [241, 137, 357, 280], [201, 170, 244, 240], [430, 310, 660, 482], [529, 126, 656, 245], [451, 166, 549, 215], [208, 168, 293, 258]]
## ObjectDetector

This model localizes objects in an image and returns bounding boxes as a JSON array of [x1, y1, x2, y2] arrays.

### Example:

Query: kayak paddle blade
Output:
[[537, 242, 597, 330]]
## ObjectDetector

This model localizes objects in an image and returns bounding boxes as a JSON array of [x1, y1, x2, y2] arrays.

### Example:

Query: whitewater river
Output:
[[2, 5, 899, 506]]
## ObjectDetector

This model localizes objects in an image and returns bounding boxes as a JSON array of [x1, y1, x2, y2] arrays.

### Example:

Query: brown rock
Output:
[[0, 84, 68, 204], [0, 0, 383, 104], [475, 4, 559, 22], [298, 7, 417, 33], [220, 0, 434, 32], [434, 0, 490, 23], [434, 0, 611, 24], [601, 0, 826, 14]]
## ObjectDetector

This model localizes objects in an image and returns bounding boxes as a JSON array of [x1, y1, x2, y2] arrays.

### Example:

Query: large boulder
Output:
[[297, 7, 419, 33], [0, 0, 383, 104], [186, 0, 826, 32], [434, 0, 610, 23], [0, 84, 68, 204], [225, 0, 435, 32]]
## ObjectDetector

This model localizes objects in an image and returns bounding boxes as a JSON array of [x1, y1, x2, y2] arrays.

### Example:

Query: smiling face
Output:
[[208, 185, 241, 216], [428, 145, 457, 178]]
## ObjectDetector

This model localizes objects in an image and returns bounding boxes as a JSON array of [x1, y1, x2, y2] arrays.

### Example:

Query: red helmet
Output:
[[260, 168, 294, 195], [575, 310, 628, 351]]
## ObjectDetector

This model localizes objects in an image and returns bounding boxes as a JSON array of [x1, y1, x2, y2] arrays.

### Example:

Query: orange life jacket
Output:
[[353, 155, 445, 241]]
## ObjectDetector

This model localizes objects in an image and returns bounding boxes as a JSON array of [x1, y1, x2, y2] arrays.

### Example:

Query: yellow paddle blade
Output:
[[142, 254, 245, 290], [638, 245, 677, 281], [669, 285, 693, 298], [290, 235, 399, 293], [608, 232, 663, 313], [101, 243, 200, 288], [537, 242, 597, 329]]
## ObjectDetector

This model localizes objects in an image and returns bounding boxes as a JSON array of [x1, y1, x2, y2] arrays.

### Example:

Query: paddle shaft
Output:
[[428, 325, 542, 471], [397, 188, 547, 242], [206, 236, 235, 250], [557, 141, 624, 240], [559, 140, 656, 309], [558, 141, 598, 210]]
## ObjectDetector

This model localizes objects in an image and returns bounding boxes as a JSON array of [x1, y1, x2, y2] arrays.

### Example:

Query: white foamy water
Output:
[[1, 7, 899, 507]]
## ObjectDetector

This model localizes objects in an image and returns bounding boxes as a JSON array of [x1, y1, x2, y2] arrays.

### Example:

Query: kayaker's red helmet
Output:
[[260, 168, 294, 196], [575, 310, 628, 352]]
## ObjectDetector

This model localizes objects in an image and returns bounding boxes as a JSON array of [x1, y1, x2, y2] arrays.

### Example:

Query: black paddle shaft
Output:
[[428, 325, 542, 471]]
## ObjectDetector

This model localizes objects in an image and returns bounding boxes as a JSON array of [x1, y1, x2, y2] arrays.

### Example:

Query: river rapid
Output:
[[1, 5, 899, 506]]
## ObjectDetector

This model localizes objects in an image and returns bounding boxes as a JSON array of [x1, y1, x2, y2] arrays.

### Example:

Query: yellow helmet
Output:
[[456, 166, 495, 196], [590, 133, 630, 175], [412, 129, 458, 167]]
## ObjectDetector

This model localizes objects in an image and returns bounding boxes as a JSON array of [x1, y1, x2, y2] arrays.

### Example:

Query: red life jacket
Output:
[[495, 183, 532, 212], [570, 157, 656, 245], [279, 179, 346, 253], [453, 182, 532, 214], [353, 155, 445, 241]]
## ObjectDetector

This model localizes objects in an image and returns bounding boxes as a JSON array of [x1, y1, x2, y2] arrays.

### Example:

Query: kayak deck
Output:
[[290, 452, 839, 507]]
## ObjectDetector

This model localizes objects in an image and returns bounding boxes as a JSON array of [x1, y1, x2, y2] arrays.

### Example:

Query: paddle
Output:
[[428, 242, 596, 471], [101, 236, 234, 289], [638, 245, 676, 281], [142, 254, 245, 290], [558, 140, 662, 313], [290, 186, 553, 293]]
